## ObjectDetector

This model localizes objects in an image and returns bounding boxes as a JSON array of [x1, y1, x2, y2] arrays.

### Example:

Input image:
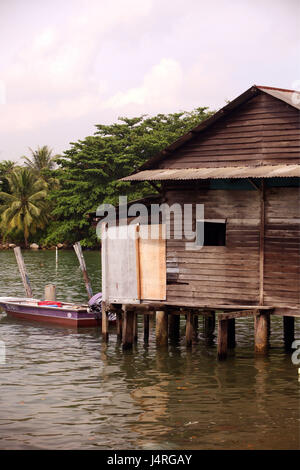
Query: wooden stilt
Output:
[[144, 314, 150, 343], [254, 312, 268, 354], [44, 284, 56, 301], [204, 312, 215, 337], [217, 319, 228, 360], [186, 312, 195, 347], [122, 310, 134, 349], [169, 313, 180, 341], [267, 313, 271, 340], [116, 311, 122, 340], [283, 316, 295, 350], [193, 315, 198, 343], [133, 313, 138, 343], [102, 301, 109, 342], [227, 318, 236, 348], [14, 247, 33, 298], [73, 242, 93, 299], [156, 310, 168, 346]]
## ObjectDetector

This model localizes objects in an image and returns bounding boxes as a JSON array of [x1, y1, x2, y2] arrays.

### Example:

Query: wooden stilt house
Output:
[[100, 85, 300, 355]]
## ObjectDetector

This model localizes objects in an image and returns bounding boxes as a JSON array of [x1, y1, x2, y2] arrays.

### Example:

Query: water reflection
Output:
[[0, 251, 299, 449]]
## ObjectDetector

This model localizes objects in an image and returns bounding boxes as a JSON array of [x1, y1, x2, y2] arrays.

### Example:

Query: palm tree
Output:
[[0, 160, 17, 194], [23, 146, 56, 174], [0, 168, 48, 247]]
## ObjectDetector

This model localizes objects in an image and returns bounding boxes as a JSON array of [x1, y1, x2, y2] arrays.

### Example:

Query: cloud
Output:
[[0, 0, 153, 132], [105, 58, 183, 110]]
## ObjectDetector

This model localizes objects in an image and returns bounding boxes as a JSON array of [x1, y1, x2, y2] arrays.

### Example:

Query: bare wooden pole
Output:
[[259, 181, 265, 306], [203, 312, 215, 337], [144, 314, 150, 343], [116, 311, 123, 340], [217, 318, 228, 360], [14, 247, 33, 298], [73, 242, 93, 299], [133, 312, 138, 343], [122, 310, 134, 349], [169, 313, 180, 341], [156, 310, 168, 346], [44, 284, 56, 301], [254, 312, 269, 354], [186, 312, 195, 347], [227, 318, 236, 348], [283, 316, 295, 350], [102, 301, 109, 342]]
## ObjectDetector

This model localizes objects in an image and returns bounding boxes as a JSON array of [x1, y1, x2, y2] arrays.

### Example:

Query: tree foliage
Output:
[[0, 168, 48, 246], [48, 108, 213, 246], [0, 107, 214, 247]]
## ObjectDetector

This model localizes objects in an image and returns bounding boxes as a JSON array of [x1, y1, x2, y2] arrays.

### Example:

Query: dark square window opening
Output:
[[196, 220, 226, 246]]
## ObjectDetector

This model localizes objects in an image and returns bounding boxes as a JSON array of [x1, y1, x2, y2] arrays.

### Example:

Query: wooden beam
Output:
[[217, 319, 228, 360], [14, 247, 33, 298]]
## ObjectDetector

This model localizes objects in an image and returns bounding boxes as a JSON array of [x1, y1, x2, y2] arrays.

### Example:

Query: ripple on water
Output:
[[0, 250, 299, 449]]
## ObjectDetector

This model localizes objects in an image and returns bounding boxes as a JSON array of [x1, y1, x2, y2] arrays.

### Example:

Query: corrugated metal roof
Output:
[[122, 164, 300, 181]]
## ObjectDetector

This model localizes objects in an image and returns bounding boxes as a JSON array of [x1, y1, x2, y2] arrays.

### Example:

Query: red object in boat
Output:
[[38, 301, 62, 307]]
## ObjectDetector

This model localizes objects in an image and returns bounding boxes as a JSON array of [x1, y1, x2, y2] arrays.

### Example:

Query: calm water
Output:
[[0, 250, 299, 450]]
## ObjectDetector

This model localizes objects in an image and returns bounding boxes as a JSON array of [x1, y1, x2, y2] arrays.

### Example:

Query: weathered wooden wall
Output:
[[264, 187, 300, 309], [165, 187, 261, 306], [164, 186, 300, 312], [158, 93, 300, 168]]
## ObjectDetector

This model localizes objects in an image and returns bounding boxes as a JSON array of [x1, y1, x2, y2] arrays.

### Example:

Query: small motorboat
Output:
[[0, 294, 115, 328]]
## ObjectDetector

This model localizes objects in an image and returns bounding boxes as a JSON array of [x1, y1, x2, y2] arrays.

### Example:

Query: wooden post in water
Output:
[[73, 242, 93, 299], [193, 314, 199, 341], [133, 312, 138, 343], [169, 313, 180, 341], [227, 318, 236, 348], [283, 316, 295, 350], [203, 311, 215, 337], [102, 301, 109, 342], [122, 310, 134, 349], [144, 314, 150, 343], [217, 318, 228, 360], [186, 312, 195, 347], [116, 311, 123, 340], [44, 284, 56, 301], [14, 247, 33, 298], [156, 310, 168, 346], [254, 312, 269, 354]]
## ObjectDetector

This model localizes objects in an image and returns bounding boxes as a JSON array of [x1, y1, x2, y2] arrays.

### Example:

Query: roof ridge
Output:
[[256, 84, 299, 93]]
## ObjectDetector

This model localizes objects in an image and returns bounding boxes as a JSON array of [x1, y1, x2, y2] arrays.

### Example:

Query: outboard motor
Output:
[[88, 293, 116, 321]]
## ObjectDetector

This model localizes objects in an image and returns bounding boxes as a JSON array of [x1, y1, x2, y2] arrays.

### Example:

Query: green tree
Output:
[[0, 168, 48, 247], [0, 160, 16, 193], [48, 108, 213, 246]]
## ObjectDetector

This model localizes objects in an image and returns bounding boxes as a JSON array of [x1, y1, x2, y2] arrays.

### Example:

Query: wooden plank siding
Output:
[[158, 93, 300, 169], [264, 187, 300, 308], [164, 187, 300, 312], [165, 188, 261, 306]]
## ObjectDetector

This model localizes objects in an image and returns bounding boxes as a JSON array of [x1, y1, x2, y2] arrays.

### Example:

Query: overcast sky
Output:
[[0, 0, 299, 162]]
